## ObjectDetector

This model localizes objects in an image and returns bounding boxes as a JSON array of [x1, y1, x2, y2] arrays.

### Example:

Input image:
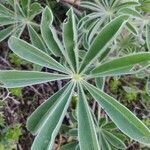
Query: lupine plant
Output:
[[0, 0, 42, 42], [60, 115, 127, 149], [0, 6, 150, 150], [78, 0, 142, 48]]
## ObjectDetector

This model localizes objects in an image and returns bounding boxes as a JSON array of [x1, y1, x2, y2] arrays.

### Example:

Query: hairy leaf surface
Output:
[[83, 81, 150, 145]]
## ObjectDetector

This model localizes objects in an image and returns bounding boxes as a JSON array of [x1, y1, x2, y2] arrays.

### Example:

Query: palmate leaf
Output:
[[1, 4, 150, 150], [31, 83, 75, 150], [27, 82, 71, 135], [0, 1, 42, 42], [79, 15, 128, 73], [0, 70, 70, 88], [77, 83, 100, 150], [91, 52, 150, 77], [8, 36, 71, 74], [83, 81, 150, 145]]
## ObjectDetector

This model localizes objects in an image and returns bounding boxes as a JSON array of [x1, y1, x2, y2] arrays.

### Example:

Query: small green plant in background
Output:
[[9, 88, 22, 97], [9, 53, 30, 69], [0, 5, 150, 150], [109, 78, 121, 93], [0, 0, 42, 42], [0, 101, 22, 150], [0, 123, 22, 150]]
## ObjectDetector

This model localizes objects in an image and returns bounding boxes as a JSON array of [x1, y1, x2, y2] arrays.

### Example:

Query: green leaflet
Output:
[[12, 24, 25, 38], [83, 81, 150, 145], [103, 130, 126, 149], [79, 15, 128, 73], [95, 77, 104, 89], [100, 134, 111, 150], [14, 1, 26, 18], [114, 2, 139, 11], [63, 8, 78, 73], [80, 1, 104, 12], [0, 70, 70, 88], [0, 3, 14, 17], [21, 0, 30, 15], [8, 36, 71, 74], [28, 25, 48, 54], [146, 23, 150, 50], [60, 141, 79, 150], [0, 16, 18, 26], [27, 82, 70, 135], [126, 21, 138, 35], [31, 83, 75, 150], [28, 25, 49, 71], [0, 1, 42, 42], [91, 52, 150, 77], [77, 84, 100, 150], [41, 6, 63, 56], [29, 2, 42, 19], [0, 26, 14, 42], [119, 8, 142, 18]]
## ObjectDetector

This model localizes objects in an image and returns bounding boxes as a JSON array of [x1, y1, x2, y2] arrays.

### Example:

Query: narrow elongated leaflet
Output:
[[83, 81, 150, 145], [77, 83, 100, 150], [0, 16, 19, 26], [100, 134, 111, 150], [41, 6, 63, 56], [80, 1, 103, 11], [95, 77, 104, 89], [115, 2, 139, 10], [31, 83, 75, 150], [119, 8, 142, 18], [91, 52, 150, 77], [27, 82, 70, 135], [28, 25, 48, 54], [61, 141, 79, 150], [0, 4, 14, 17], [28, 25, 50, 70], [126, 22, 138, 35], [63, 8, 78, 72], [103, 130, 126, 149], [13, 24, 25, 38], [146, 23, 150, 50], [21, 0, 30, 16], [0, 70, 70, 88], [79, 15, 128, 73], [8, 36, 71, 74], [0, 26, 14, 42]]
